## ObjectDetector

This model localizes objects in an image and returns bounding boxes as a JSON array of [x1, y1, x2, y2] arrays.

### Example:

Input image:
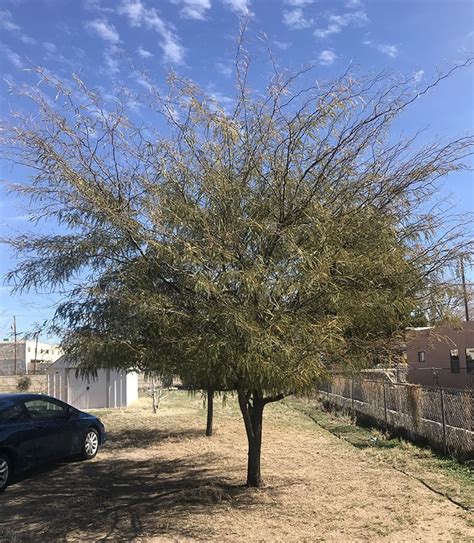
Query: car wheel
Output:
[[0, 453, 11, 493], [80, 428, 100, 460]]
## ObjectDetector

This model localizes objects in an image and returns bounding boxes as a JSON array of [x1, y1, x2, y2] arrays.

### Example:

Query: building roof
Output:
[[49, 355, 80, 369]]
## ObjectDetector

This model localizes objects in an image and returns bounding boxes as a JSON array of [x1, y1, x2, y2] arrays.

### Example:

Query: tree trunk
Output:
[[238, 391, 265, 488], [206, 388, 214, 437], [151, 375, 157, 414]]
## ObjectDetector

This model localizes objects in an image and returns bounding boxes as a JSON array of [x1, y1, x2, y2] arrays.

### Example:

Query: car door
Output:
[[0, 399, 36, 472], [23, 398, 74, 462]]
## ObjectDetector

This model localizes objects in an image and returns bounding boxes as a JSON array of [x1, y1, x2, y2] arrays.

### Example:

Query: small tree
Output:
[[2, 47, 473, 486]]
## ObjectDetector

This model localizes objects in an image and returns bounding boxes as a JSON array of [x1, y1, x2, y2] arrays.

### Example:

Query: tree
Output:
[[2, 48, 473, 487]]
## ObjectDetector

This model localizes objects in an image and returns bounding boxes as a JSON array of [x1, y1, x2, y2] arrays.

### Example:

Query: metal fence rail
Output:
[[319, 377, 473, 459]]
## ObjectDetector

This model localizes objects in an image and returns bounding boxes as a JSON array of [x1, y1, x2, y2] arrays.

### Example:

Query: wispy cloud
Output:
[[0, 9, 35, 44], [363, 37, 399, 58], [19, 34, 36, 44], [0, 42, 23, 68], [43, 41, 57, 54], [283, 8, 313, 30], [284, 0, 314, 5], [104, 44, 122, 74], [413, 69, 424, 83], [171, 0, 211, 20], [377, 43, 398, 57], [222, 0, 251, 16], [83, 0, 114, 13], [215, 60, 232, 77], [318, 49, 337, 66], [137, 46, 153, 58], [119, 0, 185, 64], [86, 19, 120, 43], [314, 10, 368, 39], [346, 0, 362, 7], [273, 40, 291, 50], [0, 9, 20, 31], [207, 89, 235, 112]]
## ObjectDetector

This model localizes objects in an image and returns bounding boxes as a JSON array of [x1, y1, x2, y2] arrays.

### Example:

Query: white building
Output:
[[0, 339, 62, 375], [47, 356, 139, 410]]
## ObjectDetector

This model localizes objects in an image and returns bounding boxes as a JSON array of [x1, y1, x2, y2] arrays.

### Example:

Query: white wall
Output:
[[126, 372, 139, 405], [47, 367, 138, 409]]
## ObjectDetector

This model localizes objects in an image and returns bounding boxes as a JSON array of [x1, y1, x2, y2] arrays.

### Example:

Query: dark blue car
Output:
[[0, 393, 106, 493]]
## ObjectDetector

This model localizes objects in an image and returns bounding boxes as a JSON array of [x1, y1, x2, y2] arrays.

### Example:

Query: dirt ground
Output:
[[0, 392, 472, 542]]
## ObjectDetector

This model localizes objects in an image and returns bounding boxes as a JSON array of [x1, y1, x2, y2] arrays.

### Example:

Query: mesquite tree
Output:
[[2, 48, 473, 486]]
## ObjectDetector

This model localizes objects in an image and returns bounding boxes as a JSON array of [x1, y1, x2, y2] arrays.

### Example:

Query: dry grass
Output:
[[0, 391, 472, 542]]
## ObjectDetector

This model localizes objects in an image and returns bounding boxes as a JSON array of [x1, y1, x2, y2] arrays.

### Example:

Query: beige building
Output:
[[406, 322, 474, 389], [0, 339, 62, 375]]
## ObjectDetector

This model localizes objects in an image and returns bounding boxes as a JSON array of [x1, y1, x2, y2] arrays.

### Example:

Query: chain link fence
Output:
[[318, 377, 473, 459]]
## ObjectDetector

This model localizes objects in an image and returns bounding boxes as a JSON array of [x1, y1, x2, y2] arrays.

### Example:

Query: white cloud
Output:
[[0, 42, 23, 68], [119, 1, 185, 64], [283, 8, 313, 30], [172, 0, 211, 20], [19, 34, 36, 44], [137, 46, 153, 58], [0, 9, 35, 44], [284, 0, 314, 5], [104, 44, 122, 74], [273, 40, 291, 50], [318, 49, 337, 66], [346, 0, 362, 7], [377, 43, 398, 57], [314, 10, 368, 39], [87, 19, 120, 43], [0, 9, 20, 31], [83, 0, 114, 13], [43, 41, 57, 53], [208, 90, 234, 111], [161, 38, 184, 64], [215, 61, 232, 77], [413, 69, 424, 83], [118, 0, 144, 25], [222, 0, 251, 16]]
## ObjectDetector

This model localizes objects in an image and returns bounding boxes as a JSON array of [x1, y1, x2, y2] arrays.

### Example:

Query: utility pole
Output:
[[13, 315, 17, 375], [34, 330, 39, 375], [460, 255, 470, 322]]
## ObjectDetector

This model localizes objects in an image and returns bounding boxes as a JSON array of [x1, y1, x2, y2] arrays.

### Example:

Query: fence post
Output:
[[440, 387, 447, 455], [383, 381, 388, 431], [351, 378, 355, 418]]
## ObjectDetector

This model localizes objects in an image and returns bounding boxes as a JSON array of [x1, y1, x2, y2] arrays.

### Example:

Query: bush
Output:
[[17, 376, 31, 392]]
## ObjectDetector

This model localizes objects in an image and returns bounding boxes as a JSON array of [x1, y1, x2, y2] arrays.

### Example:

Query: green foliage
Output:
[[1, 52, 472, 419]]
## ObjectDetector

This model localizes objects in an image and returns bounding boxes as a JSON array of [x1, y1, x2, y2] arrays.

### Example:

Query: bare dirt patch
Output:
[[0, 392, 472, 542]]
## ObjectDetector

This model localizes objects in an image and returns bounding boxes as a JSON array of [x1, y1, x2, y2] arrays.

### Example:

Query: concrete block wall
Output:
[[0, 375, 48, 394]]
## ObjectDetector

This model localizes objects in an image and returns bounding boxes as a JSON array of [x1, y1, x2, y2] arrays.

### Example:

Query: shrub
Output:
[[17, 376, 31, 392]]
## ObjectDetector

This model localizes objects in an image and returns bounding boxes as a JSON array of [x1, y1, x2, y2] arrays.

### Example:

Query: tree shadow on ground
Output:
[[0, 432, 264, 542], [104, 426, 206, 451]]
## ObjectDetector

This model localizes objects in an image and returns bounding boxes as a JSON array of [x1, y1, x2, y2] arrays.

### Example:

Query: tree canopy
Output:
[[2, 45, 473, 486]]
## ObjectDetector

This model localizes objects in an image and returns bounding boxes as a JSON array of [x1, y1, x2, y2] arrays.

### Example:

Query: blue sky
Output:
[[0, 0, 473, 341]]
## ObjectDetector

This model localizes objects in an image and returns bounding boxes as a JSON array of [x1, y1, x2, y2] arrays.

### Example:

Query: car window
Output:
[[24, 399, 67, 420], [0, 400, 29, 423]]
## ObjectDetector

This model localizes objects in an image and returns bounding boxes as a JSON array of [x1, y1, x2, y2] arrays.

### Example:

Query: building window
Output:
[[450, 349, 460, 374], [417, 351, 425, 363], [466, 348, 474, 374]]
